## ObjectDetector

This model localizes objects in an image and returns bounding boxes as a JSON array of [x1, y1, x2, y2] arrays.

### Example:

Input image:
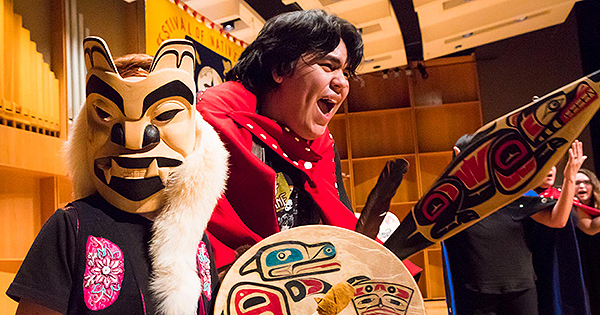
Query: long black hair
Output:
[[226, 9, 363, 96]]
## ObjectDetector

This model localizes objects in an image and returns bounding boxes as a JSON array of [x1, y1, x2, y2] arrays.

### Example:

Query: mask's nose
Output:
[[111, 122, 160, 150]]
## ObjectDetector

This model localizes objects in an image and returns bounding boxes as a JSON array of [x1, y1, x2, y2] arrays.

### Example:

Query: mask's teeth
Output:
[[146, 159, 159, 178], [104, 160, 115, 184], [158, 168, 170, 184]]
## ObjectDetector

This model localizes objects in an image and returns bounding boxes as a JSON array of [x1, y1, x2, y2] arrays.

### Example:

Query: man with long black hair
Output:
[[196, 9, 407, 274]]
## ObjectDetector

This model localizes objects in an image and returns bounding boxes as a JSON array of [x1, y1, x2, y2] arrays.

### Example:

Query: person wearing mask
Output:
[[7, 38, 227, 315]]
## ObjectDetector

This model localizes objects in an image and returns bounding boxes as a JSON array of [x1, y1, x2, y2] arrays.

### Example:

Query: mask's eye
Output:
[[94, 106, 111, 121], [91, 99, 115, 122], [155, 109, 183, 122]]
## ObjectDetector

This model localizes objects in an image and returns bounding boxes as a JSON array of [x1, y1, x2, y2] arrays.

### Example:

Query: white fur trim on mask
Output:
[[149, 113, 229, 315], [64, 106, 97, 199]]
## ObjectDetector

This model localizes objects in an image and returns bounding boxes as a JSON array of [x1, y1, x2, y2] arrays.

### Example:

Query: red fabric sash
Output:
[[539, 186, 600, 217]]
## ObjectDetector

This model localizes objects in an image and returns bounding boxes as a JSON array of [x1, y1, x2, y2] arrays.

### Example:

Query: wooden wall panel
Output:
[[352, 156, 418, 207], [0, 271, 19, 314], [348, 72, 411, 112], [0, 125, 66, 176], [349, 109, 415, 158], [418, 152, 453, 195], [413, 61, 479, 106], [0, 172, 40, 259], [415, 102, 482, 152]]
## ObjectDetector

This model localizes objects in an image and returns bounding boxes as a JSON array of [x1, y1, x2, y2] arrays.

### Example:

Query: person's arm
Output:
[[575, 206, 600, 235], [531, 140, 586, 228], [16, 299, 63, 315]]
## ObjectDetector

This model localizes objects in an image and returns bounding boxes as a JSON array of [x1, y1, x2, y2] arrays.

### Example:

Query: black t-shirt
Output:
[[576, 228, 600, 314], [260, 141, 352, 231], [8, 205, 80, 312], [265, 147, 322, 230], [443, 196, 556, 294], [7, 194, 218, 314]]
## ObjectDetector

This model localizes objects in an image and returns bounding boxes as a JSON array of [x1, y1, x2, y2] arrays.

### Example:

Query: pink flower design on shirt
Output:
[[83, 235, 124, 310], [197, 241, 212, 300]]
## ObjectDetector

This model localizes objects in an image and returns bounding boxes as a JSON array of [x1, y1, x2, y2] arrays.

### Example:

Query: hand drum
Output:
[[214, 225, 425, 315]]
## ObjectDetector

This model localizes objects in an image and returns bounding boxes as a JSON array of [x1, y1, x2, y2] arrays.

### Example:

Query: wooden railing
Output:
[[0, 0, 61, 137]]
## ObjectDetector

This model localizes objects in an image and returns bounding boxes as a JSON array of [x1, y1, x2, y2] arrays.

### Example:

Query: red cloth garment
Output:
[[197, 82, 357, 267], [576, 203, 600, 216], [196, 82, 421, 276]]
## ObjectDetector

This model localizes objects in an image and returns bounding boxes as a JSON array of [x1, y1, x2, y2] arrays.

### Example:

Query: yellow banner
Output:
[[145, 0, 244, 62]]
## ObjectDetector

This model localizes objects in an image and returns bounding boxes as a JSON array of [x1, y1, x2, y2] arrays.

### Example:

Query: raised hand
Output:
[[564, 140, 587, 180], [531, 140, 588, 228]]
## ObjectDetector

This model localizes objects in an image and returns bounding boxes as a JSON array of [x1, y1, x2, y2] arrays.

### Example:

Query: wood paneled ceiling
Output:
[[181, 0, 580, 73]]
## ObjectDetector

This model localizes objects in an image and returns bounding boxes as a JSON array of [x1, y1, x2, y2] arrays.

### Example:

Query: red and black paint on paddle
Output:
[[385, 70, 600, 260]]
